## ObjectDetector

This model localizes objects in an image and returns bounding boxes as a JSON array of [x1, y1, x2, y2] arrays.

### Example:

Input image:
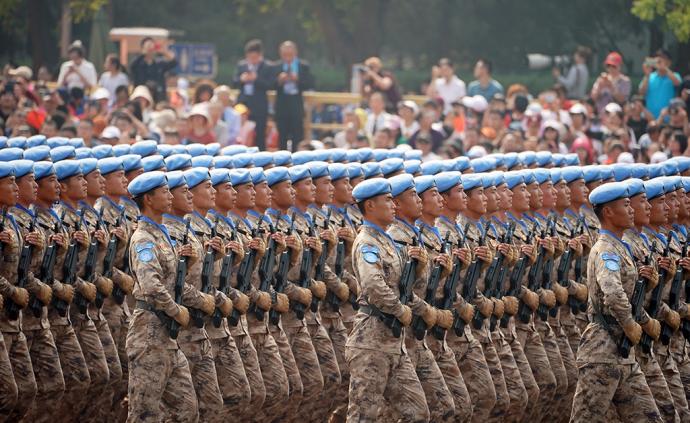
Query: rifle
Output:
[[292, 214, 314, 320], [537, 215, 558, 321], [551, 219, 583, 318], [412, 232, 451, 340], [640, 235, 673, 354], [105, 209, 127, 305], [35, 218, 60, 317], [252, 221, 277, 321], [226, 225, 250, 327], [196, 217, 219, 328], [465, 220, 492, 330], [500, 222, 536, 328], [269, 218, 295, 326], [432, 223, 470, 340], [680, 236, 690, 340], [6, 213, 37, 319], [53, 209, 83, 317], [326, 210, 359, 312], [573, 216, 588, 313], [311, 209, 332, 312], [518, 216, 553, 323], [167, 218, 192, 339], [488, 222, 515, 331], [618, 243, 654, 358], [662, 234, 687, 344], [83, 209, 105, 310]]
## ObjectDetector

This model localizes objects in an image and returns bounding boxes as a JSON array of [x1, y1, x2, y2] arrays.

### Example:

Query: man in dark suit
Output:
[[274, 41, 315, 151], [233, 39, 274, 150]]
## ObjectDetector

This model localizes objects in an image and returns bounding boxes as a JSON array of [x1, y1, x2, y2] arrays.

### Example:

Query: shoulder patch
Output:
[[601, 252, 620, 271], [361, 244, 380, 264], [601, 252, 620, 262], [135, 242, 154, 252], [136, 242, 155, 263]]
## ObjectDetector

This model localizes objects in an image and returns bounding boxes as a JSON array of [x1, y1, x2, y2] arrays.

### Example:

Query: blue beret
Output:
[[90, 145, 112, 160], [210, 168, 231, 186], [456, 156, 471, 172], [266, 167, 290, 187], [682, 177, 690, 193], [142, 155, 166, 172], [388, 149, 405, 160], [644, 179, 665, 200], [26, 135, 46, 148], [231, 153, 254, 168], [550, 168, 564, 184], [389, 174, 415, 197], [589, 181, 631, 206], [128, 171, 167, 197], [99, 157, 125, 175], [353, 178, 391, 202], [404, 149, 423, 161], [535, 151, 552, 167], [518, 151, 536, 167], [75, 147, 93, 159], [130, 140, 158, 158], [492, 171, 506, 186], [273, 150, 292, 167], [247, 147, 259, 154], [662, 176, 682, 193], [404, 160, 422, 175], [186, 143, 207, 158], [671, 157, 690, 173], [481, 173, 495, 188], [11, 160, 33, 178], [414, 175, 436, 195], [381, 158, 404, 177], [68, 138, 85, 148], [112, 144, 131, 157], [373, 149, 389, 162], [0, 136, 6, 148], [221, 145, 247, 156], [0, 148, 23, 162], [534, 168, 552, 185], [420, 161, 444, 176], [519, 170, 536, 185], [312, 150, 331, 162], [663, 160, 680, 176], [470, 157, 495, 173], [171, 145, 187, 155], [205, 143, 221, 156], [505, 171, 525, 189], [213, 156, 234, 169], [598, 165, 615, 181], [564, 153, 580, 166], [308, 161, 330, 179], [562, 166, 585, 184], [504, 152, 520, 170], [488, 153, 505, 168], [328, 163, 348, 181], [289, 165, 311, 184], [330, 148, 348, 163], [79, 158, 98, 175], [165, 154, 192, 172], [34, 161, 55, 180], [47, 137, 69, 149], [166, 171, 187, 190], [611, 164, 631, 182], [7, 136, 26, 148], [292, 151, 315, 166], [441, 159, 458, 172], [357, 148, 374, 162], [363, 162, 383, 179], [155, 144, 172, 158], [625, 178, 645, 197], [250, 168, 266, 185], [54, 160, 81, 180], [184, 168, 211, 189], [49, 146, 74, 162], [347, 163, 363, 180], [346, 150, 360, 163], [191, 155, 215, 169], [647, 164, 664, 179], [583, 166, 601, 183], [461, 174, 483, 191], [436, 171, 462, 193], [122, 154, 143, 173], [23, 145, 51, 162], [552, 153, 565, 167], [253, 152, 274, 168]]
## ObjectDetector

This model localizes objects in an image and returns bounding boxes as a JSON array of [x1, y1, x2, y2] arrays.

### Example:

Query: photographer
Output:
[[591, 52, 631, 116], [639, 49, 682, 118], [130, 37, 178, 104], [360, 56, 401, 112], [56, 41, 97, 91], [552, 46, 591, 99]]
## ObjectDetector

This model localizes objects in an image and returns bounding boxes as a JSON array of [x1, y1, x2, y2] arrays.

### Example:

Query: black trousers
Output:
[[276, 97, 304, 152]]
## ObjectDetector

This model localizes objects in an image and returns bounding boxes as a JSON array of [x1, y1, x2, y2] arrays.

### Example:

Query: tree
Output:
[[632, 0, 690, 42]]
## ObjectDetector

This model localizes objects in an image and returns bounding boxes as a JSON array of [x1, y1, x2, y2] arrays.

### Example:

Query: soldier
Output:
[[346, 177, 430, 422], [571, 181, 662, 422], [162, 170, 223, 422], [125, 171, 198, 422]]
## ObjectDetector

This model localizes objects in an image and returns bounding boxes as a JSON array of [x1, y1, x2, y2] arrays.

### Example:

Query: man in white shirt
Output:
[[56, 41, 97, 91], [427, 58, 466, 114], [365, 92, 392, 138]]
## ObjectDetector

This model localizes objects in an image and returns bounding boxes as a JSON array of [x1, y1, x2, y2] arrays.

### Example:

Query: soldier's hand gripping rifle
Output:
[[269, 218, 295, 326], [619, 242, 655, 358], [292, 215, 314, 320], [227, 226, 253, 327], [104, 209, 127, 305], [83, 209, 106, 310], [167, 218, 192, 339], [311, 209, 332, 312], [518, 216, 553, 324], [466, 220, 493, 329], [252, 222, 277, 322], [489, 222, 515, 331], [55, 209, 84, 316], [197, 217, 220, 328], [500, 223, 536, 328], [6, 213, 37, 319], [640, 235, 673, 354], [36, 216, 61, 317], [411, 232, 451, 340], [662, 234, 687, 344], [537, 215, 558, 321]]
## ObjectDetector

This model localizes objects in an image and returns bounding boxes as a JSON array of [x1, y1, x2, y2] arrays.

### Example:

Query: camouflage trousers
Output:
[[249, 331, 289, 423], [307, 321, 342, 423], [321, 315, 350, 421], [570, 362, 662, 423], [345, 346, 429, 423], [670, 336, 690, 406], [0, 331, 17, 423], [268, 324, 303, 422], [536, 319, 568, 422], [446, 330, 495, 423], [2, 331, 37, 421], [427, 336, 473, 423], [22, 327, 65, 423], [179, 337, 223, 423], [637, 351, 681, 423], [284, 324, 324, 422], [231, 333, 262, 420], [562, 322, 582, 358], [473, 330, 510, 421], [551, 321, 578, 422], [491, 329, 528, 423], [658, 347, 690, 422], [126, 344, 198, 422], [102, 300, 130, 423], [516, 322, 557, 422], [91, 317, 123, 422], [72, 315, 110, 421], [50, 324, 90, 423]]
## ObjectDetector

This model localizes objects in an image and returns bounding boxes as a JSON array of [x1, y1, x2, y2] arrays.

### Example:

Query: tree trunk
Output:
[[59, 0, 71, 59]]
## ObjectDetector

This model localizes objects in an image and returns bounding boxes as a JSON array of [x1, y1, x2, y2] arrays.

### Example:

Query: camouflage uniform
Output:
[[346, 220, 429, 422], [571, 230, 662, 422], [126, 216, 198, 422], [576, 204, 599, 334], [0, 330, 18, 423]]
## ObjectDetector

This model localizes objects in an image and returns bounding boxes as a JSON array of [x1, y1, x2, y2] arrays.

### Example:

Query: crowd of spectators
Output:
[[2, 39, 689, 165]]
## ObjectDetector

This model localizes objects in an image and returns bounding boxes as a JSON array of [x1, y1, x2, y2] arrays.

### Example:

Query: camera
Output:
[[526, 54, 571, 71], [353, 64, 371, 73]]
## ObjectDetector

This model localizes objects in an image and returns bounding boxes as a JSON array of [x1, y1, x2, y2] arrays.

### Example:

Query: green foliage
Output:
[[70, 0, 108, 22], [632, 0, 690, 42]]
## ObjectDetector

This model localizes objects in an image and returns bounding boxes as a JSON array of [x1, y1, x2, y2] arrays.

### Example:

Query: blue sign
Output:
[[170, 43, 217, 78]]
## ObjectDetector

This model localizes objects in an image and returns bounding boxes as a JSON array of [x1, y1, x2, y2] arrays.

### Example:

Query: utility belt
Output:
[[136, 300, 174, 328]]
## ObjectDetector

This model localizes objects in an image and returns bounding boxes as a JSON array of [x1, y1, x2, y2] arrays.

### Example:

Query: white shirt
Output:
[[57, 59, 98, 90], [433, 76, 466, 113], [98, 71, 129, 105], [365, 111, 392, 138]]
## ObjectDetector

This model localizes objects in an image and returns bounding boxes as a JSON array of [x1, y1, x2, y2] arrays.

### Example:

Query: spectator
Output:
[[274, 40, 315, 151], [661, 98, 689, 134], [467, 58, 504, 101], [364, 92, 392, 138], [99, 54, 129, 106], [183, 103, 215, 144], [100, 125, 121, 145], [360, 56, 401, 112], [350, 132, 370, 149], [416, 135, 441, 162], [624, 95, 653, 141], [114, 85, 130, 110], [130, 37, 177, 103], [170, 77, 190, 113], [129, 85, 154, 126], [77, 118, 96, 146], [591, 52, 631, 116], [213, 85, 241, 144], [373, 128, 394, 149], [193, 82, 215, 104], [409, 110, 445, 151], [208, 100, 230, 146], [0, 90, 17, 134], [333, 106, 361, 148], [234, 103, 256, 146], [552, 46, 591, 99], [233, 39, 273, 150], [669, 131, 688, 156], [427, 58, 466, 114], [56, 40, 97, 91], [640, 48, 682, 118], [397, 100, 420, 143], [41, 119, 59, 138]]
